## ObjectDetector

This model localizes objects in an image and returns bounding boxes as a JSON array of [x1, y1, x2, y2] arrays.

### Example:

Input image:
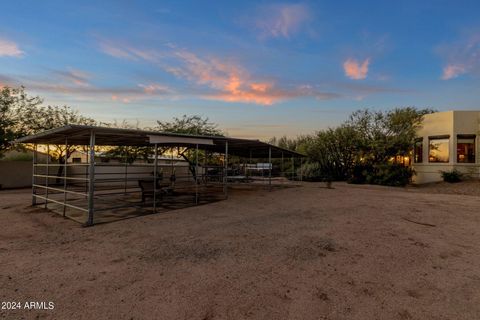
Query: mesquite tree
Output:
[[0, 86, 96, 180], [155, 115, 224, 180]]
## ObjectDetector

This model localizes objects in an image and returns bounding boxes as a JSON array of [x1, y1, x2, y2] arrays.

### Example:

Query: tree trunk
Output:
[[179, 152, 197, 182], [56, 157, 65, 185]]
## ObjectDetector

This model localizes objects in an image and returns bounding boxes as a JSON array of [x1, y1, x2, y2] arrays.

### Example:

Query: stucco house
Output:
[[412, 111, 480, 184]]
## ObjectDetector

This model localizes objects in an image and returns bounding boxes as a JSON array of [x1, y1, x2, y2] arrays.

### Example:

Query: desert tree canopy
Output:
[[270, 107, 435, 185], [155, 115, 224, 136]]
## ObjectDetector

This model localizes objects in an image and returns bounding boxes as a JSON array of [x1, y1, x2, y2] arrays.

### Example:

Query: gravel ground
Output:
[[408, 179, 480, 197], [1, 182, 479, 320]]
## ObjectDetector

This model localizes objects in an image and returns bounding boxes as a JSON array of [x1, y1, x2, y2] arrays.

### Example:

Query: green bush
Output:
[[370, 164, 414, 186], [348, 164, 372, 184], [299, 162, 324, 181], [0, 152, 33, 162], [348, 163, 413, 186], [440, 169, 463, 183]]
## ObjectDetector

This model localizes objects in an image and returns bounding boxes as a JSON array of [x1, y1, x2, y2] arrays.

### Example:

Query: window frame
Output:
[[456, 134, 476, 164], [428, 135, 450, 163], [413, 138, 423, 163]]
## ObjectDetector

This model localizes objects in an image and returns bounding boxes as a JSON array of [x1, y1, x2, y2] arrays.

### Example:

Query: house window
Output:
[[72, 157, 82, 163], [414, 139, 423, 163], [429, 137, 449, 163], [457, 136, 475, 163]]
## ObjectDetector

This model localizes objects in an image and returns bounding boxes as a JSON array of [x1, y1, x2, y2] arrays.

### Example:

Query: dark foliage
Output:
[[440, 169, 463, 183]]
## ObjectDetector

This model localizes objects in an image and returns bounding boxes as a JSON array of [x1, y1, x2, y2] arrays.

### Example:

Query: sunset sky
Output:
[[1, 1, 480, 138]]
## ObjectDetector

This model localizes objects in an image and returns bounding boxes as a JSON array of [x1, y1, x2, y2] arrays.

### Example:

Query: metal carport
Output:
[[15, 125, 305, 226]]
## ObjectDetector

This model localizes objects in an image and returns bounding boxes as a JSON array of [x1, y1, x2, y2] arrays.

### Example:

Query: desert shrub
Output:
[[440, 169, 463, 183], [299, 162, 322, 181], [0, 153, 33, 162], [349, 163, 413, 186], [348, 163, 372, 184], [297, 162, 334, 182], [369, 164, 414, 186]]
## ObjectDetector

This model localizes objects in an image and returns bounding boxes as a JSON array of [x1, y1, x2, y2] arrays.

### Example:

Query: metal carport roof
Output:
[[14, 125, 305, 158]]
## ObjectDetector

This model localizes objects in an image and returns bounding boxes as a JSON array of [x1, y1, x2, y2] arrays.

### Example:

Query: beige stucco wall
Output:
[[0, 159, 190, 189], [0, 150, 50, 189], [413, 111, 480, 183], [0, 161, 32, 189], [66, 161, 190, 189]]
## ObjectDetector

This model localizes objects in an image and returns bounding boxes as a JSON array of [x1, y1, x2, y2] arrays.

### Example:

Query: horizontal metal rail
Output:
[[33, 163, 191, 168], [33, 174, 89, 181], [33, 194, 88, 212], [94, 203, 148, 212], [32, 184, 88, 197], [34, 187, 141, 198], [34, 163, 90, 167], [95, 163, 186, 167], [92, 190, 141, 197], [67, 172, 155, 176]]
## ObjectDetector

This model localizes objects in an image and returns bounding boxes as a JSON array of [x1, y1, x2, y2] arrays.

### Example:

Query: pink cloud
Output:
[[110, 95, 131, 103], [250, 82, 270, 92], [169, 49, 337, 105], [1, 70, 174, 105], [0, 37, 24, 57], [55, 68, 91, 87], [164, 49, 282, 104], [138, 83, 173, 94], [107, 83, 174, 104], [439, 33, 480, 80], [254, 4, 311, 39], [99, 40, 160, 62], [98, 41, 339, 105], [99, 42, 131, 59], [207, 82, 290, 106], [441, 64, 466, 80], [343, 58, 370, 80]]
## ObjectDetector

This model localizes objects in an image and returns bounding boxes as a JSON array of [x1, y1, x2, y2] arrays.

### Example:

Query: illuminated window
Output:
[[457, 136, 475, 163], [414, 139, 423, 163], [429, 137, 449, 163]]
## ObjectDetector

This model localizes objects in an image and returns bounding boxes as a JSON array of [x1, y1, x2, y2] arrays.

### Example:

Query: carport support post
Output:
[[291, 156, 295, 180], [203, 149, 207, 184], [32, 144, 37, 206], [45, 144, 50, 209], [171, 150, 175, 187], [281, 152, 284, 177], [300, 157, 303, 181], [86, 130, 95, 226], [224, 141, 228, 199], [268, 146, 272, 191], [123, 151, 128, 194], [195, 143, 199, 205], [153, 143, 158, 213], [84, 151, 88, 194], [249, 149, 252, 177], [63, 137, 68, 217]]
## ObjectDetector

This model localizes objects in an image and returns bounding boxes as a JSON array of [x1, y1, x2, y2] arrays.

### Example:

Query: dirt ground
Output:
[[1, 182, 480, 320], [408, 179, 480, 197]]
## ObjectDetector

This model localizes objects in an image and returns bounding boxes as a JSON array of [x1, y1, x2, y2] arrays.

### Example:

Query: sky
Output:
[[1, 1, 480, 139]]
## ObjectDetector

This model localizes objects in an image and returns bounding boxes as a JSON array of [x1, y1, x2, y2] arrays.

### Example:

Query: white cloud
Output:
[[253, 4, 311, 39]]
